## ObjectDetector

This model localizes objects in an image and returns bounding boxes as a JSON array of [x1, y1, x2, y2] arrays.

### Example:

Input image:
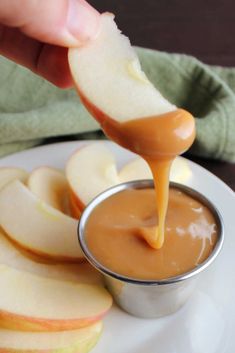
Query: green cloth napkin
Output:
[[0, 47, 235, 162]]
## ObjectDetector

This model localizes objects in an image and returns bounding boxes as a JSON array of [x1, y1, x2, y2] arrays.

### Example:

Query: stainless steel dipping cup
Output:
[[78, 181, 224, 318]]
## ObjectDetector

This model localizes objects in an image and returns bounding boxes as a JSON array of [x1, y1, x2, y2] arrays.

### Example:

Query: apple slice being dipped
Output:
[[0, 265, 112, 332], [68, 12, 195, 157], [69, 13, 175, 125], [68, 12, 195, 249]]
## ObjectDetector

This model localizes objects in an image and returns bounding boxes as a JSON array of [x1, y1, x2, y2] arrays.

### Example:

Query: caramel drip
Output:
[[101, 109, 195, 248], [142, 158, 172, 248]]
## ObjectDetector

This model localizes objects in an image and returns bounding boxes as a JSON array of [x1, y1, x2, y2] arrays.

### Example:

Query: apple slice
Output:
[[69, 192, 82, 219], [0, 167, 28, 190], [119, 156, 192, 183], [119, 157, 152, 182], [69, 13, 175, 124], [28, 167, 70, 215], [0, 265, 112, 331], [0, 322, 102, 353], [0, 180, 83, 261], [66, 143, 119, 208], [0, 230, 102, 285]]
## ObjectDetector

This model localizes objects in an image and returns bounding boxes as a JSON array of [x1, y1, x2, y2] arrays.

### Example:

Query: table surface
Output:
[[87, 1, 235, 191]]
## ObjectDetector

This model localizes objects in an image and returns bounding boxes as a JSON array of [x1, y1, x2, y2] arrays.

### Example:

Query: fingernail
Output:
[[66, 0, 100, 46]]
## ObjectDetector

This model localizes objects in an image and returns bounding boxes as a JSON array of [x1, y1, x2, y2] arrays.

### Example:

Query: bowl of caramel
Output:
[[78, 180, 224, 318]]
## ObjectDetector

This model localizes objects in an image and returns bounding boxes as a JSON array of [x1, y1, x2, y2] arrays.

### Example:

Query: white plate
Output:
[[0, 141, 234, 353]]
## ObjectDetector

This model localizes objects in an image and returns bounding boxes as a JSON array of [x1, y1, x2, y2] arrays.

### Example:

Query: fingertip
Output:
[[12, 0, 100, 48], [65, 0, 101, 46]]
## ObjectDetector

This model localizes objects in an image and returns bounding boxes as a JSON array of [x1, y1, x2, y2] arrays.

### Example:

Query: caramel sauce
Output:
[[101, 109, 195, 248], [85, 188, 218, 280]]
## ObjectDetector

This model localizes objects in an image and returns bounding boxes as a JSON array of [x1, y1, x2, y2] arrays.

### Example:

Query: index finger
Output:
[[0, 0, 100, 47]]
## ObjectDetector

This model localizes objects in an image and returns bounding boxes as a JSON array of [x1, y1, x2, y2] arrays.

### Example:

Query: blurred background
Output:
[[89, 0, 234, 66]]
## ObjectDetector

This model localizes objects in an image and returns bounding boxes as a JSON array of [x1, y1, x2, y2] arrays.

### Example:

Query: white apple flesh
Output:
[[69, 13, 176, 123], [0, 265, 112, 331], [119, 156, 192, 183], [0, 167, 28, 190], [0, 321, 102, 353], [0, 230, 102, 285], [28, 167, 70, 215], [68, 11, 195, 163], [0, 180, 83, 261], [66, 143, 119, 209]]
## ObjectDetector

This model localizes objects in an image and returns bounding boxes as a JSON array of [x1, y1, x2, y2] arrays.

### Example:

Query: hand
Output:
[[0, 0, 100, 87]]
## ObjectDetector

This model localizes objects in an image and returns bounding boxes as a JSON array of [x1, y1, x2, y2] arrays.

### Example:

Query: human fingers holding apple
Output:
[[0, 0, 100, 87]]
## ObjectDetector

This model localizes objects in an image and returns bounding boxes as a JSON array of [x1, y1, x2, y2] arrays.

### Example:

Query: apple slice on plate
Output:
[[119, 156, 192, 183], [0, 321, 102, 353], [0, 230, 102, 285], [28, 166, 70, 215], [66, 142, 119, 209], [0, 265, 112, 331], [119, 157, 152, 182], [0, 167, 28, 190], [69, 13, 175, 125], [0, 180, 83, 261], [69, 192, 82, 219]]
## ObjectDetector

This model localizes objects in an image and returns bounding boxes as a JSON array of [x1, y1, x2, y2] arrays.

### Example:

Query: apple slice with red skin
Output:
[[0, 321, 102, 353], [0, 180, 83, 261], [0, 265, 112, 332]]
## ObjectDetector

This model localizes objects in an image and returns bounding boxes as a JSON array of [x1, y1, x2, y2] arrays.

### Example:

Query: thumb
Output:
[[0, 0, 100, 47]]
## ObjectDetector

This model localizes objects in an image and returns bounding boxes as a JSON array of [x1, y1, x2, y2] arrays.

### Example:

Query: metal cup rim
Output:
[[77, 180, 224, 286]]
